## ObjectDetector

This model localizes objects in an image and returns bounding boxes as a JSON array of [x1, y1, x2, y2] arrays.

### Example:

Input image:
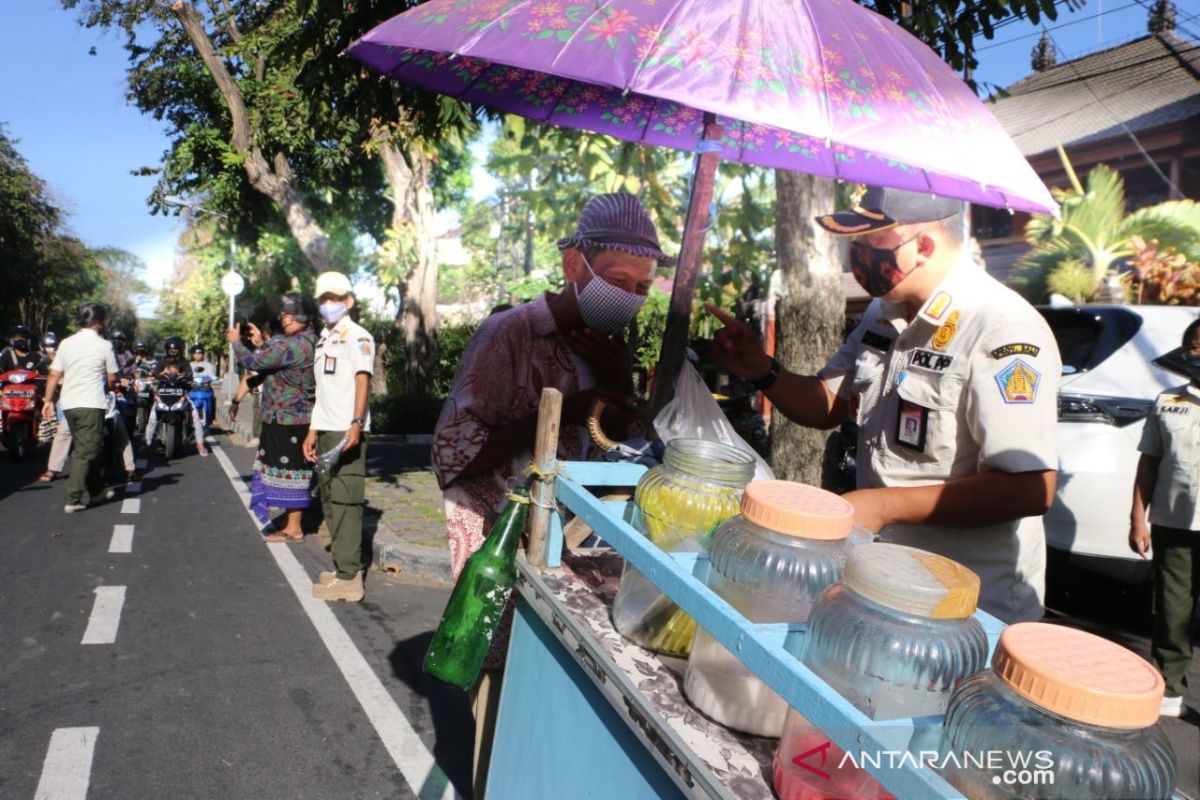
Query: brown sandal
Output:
[[38, 470, 57, 483], [264, 531, 304, 543]]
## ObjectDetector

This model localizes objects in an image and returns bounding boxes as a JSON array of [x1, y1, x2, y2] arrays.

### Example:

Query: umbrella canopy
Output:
[[349, 0, 1056, 214]]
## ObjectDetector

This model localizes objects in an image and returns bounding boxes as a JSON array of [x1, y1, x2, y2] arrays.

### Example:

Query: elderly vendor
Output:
[[432, 191, 672, 797]]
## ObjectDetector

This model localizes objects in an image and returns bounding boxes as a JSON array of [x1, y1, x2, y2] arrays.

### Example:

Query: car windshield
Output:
[[1037, 307, 1143, 375]]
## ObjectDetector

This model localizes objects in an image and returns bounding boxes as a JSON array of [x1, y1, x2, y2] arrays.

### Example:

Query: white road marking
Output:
[[120, 498, 140, 514], [81, 586, 126, 645], [135, 459, 147, 470], [207, 437, 457, 800], [34, 727, 99, 800], [126, 481, 143, 495], [108, 525, 134, 554]]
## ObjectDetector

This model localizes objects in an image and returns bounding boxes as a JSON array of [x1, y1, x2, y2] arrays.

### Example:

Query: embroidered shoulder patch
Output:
[[995, 358, 1041, 404], [991, 342, 1041, 359]]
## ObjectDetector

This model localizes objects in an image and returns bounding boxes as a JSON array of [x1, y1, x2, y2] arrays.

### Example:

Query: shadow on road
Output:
[[389, 633, 475, 800]]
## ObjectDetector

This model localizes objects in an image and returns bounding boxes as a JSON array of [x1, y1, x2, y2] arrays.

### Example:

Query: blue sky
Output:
[[1, 1, 1192, 318]]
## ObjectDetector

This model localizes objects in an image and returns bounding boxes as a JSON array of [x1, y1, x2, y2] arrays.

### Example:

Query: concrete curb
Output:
[[373, 528, 453, 585]]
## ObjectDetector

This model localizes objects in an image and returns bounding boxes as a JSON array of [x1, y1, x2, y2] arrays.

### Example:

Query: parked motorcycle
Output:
[[0, 368, 44, 460], [152, 373, 190, 460]]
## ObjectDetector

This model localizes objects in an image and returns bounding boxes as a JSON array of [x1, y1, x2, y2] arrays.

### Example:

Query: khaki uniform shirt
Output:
[[819, 256, 1061, 622], [50, 328, 118, 411], [311, 317, 375, 432], [1138, 384, 1200, 531]]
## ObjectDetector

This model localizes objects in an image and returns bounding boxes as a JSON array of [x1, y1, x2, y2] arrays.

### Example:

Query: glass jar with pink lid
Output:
[[684, 480, 855, 737]]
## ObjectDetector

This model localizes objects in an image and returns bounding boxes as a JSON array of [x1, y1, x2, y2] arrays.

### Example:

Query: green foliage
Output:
[[1015, 161, 1200, 303], [634, 287, 670, 372]]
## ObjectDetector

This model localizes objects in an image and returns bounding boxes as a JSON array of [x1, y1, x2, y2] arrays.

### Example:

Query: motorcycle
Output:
[[101, 391, 129, 481], [0, 369, 44, 461], [152, 374, 190, 460], [187, 372, 216, 433], [132, 371, 155, 439]]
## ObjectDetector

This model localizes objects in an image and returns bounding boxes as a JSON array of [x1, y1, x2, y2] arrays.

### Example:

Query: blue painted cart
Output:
[[487, 461, 1008, 800]]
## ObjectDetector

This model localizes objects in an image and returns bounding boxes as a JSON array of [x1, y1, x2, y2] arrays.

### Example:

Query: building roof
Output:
[[988, 32, 1200, 158]]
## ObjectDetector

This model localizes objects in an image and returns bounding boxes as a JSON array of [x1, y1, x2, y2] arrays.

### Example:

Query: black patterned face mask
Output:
[[849, 234, 920, 297]]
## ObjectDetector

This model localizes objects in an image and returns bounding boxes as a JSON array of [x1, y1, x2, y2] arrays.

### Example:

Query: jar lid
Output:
[[740, 480, 853, 540], [844, 542, 979, 619], [992, 623, 1164, 729]]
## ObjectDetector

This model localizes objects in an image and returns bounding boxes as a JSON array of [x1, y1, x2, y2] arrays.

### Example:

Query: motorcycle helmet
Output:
[[164, 336, 184, 359], [112, 331, 127, 347], [134, 341, 149, 355], [7, 324, 32, 352], [278, 293, 315, 326], [42, 331, 58, 350], [190, 344, 204, 356]]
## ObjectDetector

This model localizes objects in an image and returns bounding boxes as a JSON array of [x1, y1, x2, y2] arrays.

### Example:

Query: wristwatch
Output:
[[350, 416, 366, 427], [750, 357, 782, 392]]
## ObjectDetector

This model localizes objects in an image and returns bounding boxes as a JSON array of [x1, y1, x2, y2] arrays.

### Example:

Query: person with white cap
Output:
[[303, 271, 374, 603], [708, 184, 1061, 624], [432, 191, 671, 797]]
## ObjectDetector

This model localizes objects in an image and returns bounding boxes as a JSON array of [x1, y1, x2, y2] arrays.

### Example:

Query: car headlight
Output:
[[1058, 394, 1153, 427]]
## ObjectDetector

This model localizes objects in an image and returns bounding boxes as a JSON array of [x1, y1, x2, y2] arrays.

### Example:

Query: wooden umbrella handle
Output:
[[587, 399, 620, 452]]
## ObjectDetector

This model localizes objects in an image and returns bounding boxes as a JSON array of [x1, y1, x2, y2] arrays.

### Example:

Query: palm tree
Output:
[[1014, 149, 1200, 303]]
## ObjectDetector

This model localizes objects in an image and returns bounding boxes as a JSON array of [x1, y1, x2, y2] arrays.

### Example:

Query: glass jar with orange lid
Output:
[[774, 542, 989, 800], [937, 622, 1176, 800], [684, 480, 855, 737]]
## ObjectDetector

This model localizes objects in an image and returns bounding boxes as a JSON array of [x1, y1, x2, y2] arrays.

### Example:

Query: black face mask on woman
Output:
[[848, 234, 921, 297]]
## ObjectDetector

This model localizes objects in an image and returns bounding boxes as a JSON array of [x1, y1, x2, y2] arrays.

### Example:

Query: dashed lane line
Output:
[[108, 525, 134, 554], [81, 586, 126, 645], [120, 498, 140, 514], [34, 727, 99, 800], [206, 436, 457, 800]]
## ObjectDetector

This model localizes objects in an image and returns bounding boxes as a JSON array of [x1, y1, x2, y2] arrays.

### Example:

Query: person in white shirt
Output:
[[303, 271, 374, 603], [41, 304, 119, 513]]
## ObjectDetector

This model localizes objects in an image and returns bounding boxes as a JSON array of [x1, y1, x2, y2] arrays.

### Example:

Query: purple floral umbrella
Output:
[[348, 0, 1056, 408]]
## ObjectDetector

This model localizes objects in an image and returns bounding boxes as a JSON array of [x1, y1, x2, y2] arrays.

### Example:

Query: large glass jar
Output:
[[774, 543, 988, 800], [685, 480, 854, 736], [612, 438, 755, 657], [938, 622, 1176, 800]]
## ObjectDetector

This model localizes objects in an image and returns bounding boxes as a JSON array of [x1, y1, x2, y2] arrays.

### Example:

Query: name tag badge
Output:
[[896, 399, 928, 452], [323, 356, 337, 375]]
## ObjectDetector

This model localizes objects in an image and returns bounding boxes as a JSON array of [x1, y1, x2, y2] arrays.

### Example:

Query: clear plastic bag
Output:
[[653, 361, 774, 481]]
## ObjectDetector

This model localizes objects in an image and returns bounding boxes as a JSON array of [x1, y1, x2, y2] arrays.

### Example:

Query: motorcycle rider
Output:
[[1, 324, 41, 373], [39, 332, 59, 375], [143, 356, 207, 457], [111, 331, 135, 373], [188, 345, 219, 428], [158, 337, 192, 381]]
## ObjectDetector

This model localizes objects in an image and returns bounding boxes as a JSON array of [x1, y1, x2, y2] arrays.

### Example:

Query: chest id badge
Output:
[[323, 355, 337, 375], [896, 399, 928, 451]]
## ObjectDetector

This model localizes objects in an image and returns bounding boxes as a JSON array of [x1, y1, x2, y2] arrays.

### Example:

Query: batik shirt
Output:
[[432, 294, 593, 580], [819, 254, 1061, 623], [233, 333, 316, 426]]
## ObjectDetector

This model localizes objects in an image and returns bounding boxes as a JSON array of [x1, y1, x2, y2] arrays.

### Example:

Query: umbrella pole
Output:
[[649, 113, 724, 416]]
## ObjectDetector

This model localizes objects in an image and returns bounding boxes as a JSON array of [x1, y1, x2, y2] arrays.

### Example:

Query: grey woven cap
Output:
[[556, 193, 676, 266]]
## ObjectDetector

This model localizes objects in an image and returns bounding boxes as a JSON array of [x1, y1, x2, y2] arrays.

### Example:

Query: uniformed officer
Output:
[[1129, 318, 1200, 718], [708, 185, 1061, 623], [304, 271, 374, 603]]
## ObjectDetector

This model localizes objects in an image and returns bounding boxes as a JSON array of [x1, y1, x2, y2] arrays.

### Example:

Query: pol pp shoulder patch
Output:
[[995, 358, 1041, 404]]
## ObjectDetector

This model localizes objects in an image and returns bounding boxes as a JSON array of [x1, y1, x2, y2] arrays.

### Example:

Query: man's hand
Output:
[[1129, 519, 1151, 559], [705, 304, 773, 380], [563, 387, 639, 428], [246, 322, 264, 347], [41, 399, 55, 421], [344, 423, 362, 451], [225, 327, 240, 344], [302, 430, 319, 463], [568, 329, 634, 394], [229, 402, 239, 422], [842, 488, 889, 534]]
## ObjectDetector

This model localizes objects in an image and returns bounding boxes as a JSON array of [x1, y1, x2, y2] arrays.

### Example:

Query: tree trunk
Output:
[[769, 172, 845, 488], [380, 141, 439, 397], [170, 1, 332, 273]]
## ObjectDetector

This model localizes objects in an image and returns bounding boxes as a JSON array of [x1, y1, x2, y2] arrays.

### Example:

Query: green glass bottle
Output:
[[424, 488, 530, 689]]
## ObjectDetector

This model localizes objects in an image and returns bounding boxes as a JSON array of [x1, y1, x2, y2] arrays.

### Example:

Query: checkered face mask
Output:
[[573, 254, 646, 335]]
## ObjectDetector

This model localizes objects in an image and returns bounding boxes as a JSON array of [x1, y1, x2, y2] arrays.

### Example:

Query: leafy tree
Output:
[[1014, 158, 1200, 303]]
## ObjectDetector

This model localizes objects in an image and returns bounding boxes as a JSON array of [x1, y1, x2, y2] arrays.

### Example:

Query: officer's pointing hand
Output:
[[705, 304, 772, 380]]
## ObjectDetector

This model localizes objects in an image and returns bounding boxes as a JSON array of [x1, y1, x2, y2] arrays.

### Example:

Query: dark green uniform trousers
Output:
[[63, 407, 106, 506], [317, 430, 367, 579], [1151, 525, 1200, 695]]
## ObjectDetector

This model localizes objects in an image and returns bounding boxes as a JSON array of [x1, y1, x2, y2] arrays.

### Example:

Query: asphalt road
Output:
[[0, 436, 472, 800]]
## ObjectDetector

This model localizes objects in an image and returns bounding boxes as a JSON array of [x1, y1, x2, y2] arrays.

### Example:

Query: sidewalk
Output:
[[362, 434, 453, 584]]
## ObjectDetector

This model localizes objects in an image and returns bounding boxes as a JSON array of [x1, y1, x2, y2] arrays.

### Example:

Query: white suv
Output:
[[1039, 304, 1199, 582]]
